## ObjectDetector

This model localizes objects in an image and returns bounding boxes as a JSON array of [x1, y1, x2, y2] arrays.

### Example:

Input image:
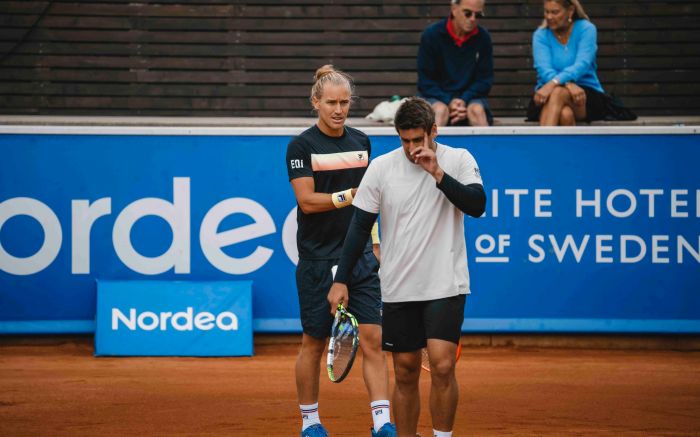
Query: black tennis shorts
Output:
[[296, 251, 381, 339], [381, 294, 466, 352]]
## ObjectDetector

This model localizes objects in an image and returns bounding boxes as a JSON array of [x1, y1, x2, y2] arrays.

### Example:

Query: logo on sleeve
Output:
[[474, 167, 481, 178], [357, 153, 365, 161], [290, 159, 304, 169]]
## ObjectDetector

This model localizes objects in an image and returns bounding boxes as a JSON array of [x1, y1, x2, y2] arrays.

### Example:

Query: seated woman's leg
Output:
[[559, 105, 575, 126], [539, 86, 573, 126]]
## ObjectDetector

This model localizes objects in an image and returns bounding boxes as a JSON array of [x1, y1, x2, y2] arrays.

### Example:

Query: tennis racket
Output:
[[421, 343, 462, 372], [327, 303, 360, 383]]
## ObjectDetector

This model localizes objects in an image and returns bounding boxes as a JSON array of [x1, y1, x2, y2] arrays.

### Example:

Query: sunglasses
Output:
[[462, 9, 484, 19]]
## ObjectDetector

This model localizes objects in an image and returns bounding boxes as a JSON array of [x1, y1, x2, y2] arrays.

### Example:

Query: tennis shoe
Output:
[[371, 422, 397, 437], [302, 423, 329, 437]]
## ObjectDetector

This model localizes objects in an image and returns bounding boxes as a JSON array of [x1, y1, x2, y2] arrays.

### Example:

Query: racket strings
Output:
[[331, 317, 356, 375]]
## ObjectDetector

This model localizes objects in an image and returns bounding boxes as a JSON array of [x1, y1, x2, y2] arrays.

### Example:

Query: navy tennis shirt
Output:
[[286, 125, 372, 260]]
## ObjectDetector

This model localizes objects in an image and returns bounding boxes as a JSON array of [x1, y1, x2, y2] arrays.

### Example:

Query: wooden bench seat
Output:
[[0, 0, 697, 117]]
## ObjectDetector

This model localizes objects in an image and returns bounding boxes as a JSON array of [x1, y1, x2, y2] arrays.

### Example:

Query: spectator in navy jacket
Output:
[[417, 0, 494, 126], [527, 0, 609, 125]]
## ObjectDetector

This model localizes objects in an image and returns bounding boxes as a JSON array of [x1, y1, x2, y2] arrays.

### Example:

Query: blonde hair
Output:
[[309, 64, 354, 107], [540, 0, 590, 28]]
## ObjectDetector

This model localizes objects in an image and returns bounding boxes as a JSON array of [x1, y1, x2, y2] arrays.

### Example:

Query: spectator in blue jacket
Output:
[[417, 0, 494, 126], [528, 0, 608, 125]]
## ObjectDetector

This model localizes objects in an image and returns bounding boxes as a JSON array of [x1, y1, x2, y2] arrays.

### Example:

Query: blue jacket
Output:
[[417, 19, 494, 105], [532, 19, 604, 92]]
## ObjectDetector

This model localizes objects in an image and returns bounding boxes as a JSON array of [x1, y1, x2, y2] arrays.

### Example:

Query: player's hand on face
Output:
[[327, 282, 349, 315], [410, 133, 438, 175]]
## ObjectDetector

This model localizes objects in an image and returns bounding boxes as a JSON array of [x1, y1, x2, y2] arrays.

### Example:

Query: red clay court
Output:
[[1, 336, 699, 436]]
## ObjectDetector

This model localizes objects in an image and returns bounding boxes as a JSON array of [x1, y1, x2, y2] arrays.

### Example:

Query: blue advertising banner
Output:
[[0, 128, 698, 333], [95, 280, 253, 356]]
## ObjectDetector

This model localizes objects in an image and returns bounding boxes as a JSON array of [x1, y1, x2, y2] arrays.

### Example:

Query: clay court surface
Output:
[[1, 337, 699, 436]]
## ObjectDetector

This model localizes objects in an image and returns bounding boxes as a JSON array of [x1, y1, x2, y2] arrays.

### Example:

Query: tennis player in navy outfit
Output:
[[286, 65, 396, 437]]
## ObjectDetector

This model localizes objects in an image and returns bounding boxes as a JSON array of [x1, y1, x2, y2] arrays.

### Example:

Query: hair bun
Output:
[[314, 64, 336, 82]]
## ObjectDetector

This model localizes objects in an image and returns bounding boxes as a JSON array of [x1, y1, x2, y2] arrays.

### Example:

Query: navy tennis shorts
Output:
[[296, 251, 381, 339]]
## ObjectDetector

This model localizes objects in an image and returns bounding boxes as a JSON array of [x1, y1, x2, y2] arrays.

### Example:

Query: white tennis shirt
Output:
[[353, 142, 483, 303]]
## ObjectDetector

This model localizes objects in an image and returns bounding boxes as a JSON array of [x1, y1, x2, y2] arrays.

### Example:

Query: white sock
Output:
[[370, 399, 391, 432], [433, 430, 452, 437], [300, 403, 321, 431]]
